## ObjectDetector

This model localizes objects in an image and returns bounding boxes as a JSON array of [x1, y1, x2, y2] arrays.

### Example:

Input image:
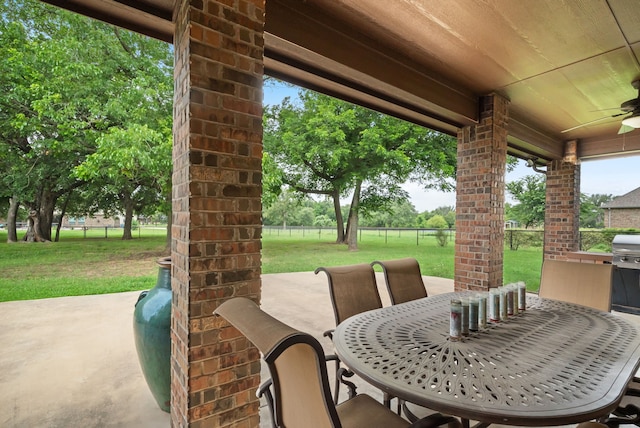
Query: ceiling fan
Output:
[[561, 80, 640, 134]]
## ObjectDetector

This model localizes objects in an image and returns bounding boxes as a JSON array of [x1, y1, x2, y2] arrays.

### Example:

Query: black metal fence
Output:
[[504, 229, 640, 251], [264, 226, 639, 250], [263, 225, 455, 245]]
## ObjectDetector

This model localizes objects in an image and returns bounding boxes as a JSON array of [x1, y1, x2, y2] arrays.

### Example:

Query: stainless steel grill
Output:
[[611, 234, 640, 314], [612, 234, 640, 270]]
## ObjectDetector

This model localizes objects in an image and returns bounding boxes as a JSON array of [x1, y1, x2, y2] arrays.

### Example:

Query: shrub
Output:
[[426, 215, 448, 229], [435, 229, 448, 247], [504, 230, 543, 250]]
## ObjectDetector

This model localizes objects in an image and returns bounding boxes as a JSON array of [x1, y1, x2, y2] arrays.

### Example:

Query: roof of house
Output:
[[602, 187, 640, 209]]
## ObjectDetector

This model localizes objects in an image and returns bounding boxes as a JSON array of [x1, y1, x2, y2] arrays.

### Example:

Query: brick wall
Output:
[[607, 208, 640, 228], [172, 1, 265, 426], [543, 158, 580, 260], [455, 94, 509, 291]]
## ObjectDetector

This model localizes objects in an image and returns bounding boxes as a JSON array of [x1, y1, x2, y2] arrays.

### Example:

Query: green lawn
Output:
[[0, 228, 542, 302], [0, 228, 169, 302]]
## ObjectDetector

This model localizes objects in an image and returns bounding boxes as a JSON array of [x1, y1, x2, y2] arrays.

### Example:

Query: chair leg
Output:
[[403, 401, 419, 422], [333, 358, 341, 404], [384, 392, 391, 408], [602, 403, 640, 428]]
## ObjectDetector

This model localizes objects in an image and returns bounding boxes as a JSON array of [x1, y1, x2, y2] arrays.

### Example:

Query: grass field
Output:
[[0, 227, 543, 302]]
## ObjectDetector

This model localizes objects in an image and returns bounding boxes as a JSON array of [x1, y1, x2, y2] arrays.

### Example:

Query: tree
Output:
[[361, 199, 418, 227], [264, 87, 457, 250], [506, 175, 546, 228], [263, 189, 310, 227], [0, 0, 173, 242], [74, 125, 172, 239], [425, 214, 448, 229], [0, 2, 94, 241], [580, 193, 613, 228]]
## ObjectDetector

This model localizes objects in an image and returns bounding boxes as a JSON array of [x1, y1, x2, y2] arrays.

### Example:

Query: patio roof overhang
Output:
[[41, 0, 640, 162]]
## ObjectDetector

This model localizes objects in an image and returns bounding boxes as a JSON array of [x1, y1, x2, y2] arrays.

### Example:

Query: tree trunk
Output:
[[37, 191, 58, 241], [333, 189, 345, 243], [6, 197, 19, 243], [24, 210, 49, 242], [54, 192, 73, 242], [165, 210, 172, 251], [345, 180, 362, 251], [122, 196, 135, 240]]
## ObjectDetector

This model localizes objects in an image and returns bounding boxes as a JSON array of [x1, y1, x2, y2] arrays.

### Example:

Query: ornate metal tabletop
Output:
[[333, 292, 640, 426]]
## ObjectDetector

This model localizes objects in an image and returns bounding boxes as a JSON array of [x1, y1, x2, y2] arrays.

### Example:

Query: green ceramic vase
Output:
[[133, 256, 172, 412]]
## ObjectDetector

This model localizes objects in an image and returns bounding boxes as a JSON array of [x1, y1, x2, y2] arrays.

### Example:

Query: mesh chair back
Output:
[[539, 259, 613, 312], [372, 258, 428, 305], [214, 297, 340, 428], [315, 263, 382, 325]]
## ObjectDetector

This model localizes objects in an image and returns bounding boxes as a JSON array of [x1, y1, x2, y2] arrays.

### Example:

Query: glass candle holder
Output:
[[461, 297, 470, 336], [489, 289, 500, 322], [477, 292, 487, 328], [517, 281, 527, 311], [450, 299, 462, 341], [499, 286, 508, 321], [469, 296, 479, 332], [506, 284, 515, 316]]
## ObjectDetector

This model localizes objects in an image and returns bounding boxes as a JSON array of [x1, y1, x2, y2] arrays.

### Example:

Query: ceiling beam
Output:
[[579, 132, 640, 159], [507, 115, 564, 161], [264, 34, 460, 135], [265, 0, 479, 127], [41, 0, 173, 43]]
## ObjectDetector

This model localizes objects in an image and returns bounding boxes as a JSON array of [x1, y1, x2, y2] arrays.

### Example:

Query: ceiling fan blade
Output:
[[561, 112, 626, 133], [590, 107, 622, 112], [618, 124, 635, 134]]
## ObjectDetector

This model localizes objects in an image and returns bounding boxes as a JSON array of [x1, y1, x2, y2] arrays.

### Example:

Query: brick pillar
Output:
[[172, 1, 264, 426], [455, 94, 509, 291], [543, 140, 580, 260]]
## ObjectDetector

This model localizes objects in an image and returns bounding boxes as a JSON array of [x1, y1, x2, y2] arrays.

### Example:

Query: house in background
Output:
[[60, 213, 120, 229], [602, 187, 640, 228]]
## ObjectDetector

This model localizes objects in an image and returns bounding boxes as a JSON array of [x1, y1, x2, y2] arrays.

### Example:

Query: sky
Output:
[[263, 82, 640, 213]]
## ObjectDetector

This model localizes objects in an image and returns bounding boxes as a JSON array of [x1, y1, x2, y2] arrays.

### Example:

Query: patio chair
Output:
[[537, 261, 640, 427], [315, 263, 383, 335], [315, 263, 385, 405], [214, 297, 462, 428], [371, 258, 428, 305], [538, 259, 613, 312], [369, 257, 436, 420]]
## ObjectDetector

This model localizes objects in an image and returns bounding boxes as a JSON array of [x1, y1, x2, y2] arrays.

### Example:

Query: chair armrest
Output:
[[326, 354, 340, 363], [256, 379, 276, 428], [408, 413, 462, 428]]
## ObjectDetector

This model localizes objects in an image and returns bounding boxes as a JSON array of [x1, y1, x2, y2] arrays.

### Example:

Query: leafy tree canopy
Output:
[[425, 214, 448, 229], [263, 86, 457, 249], [506, 175, 546, 229], [580, 193, 613, 229], [0, 0, 173, 241]]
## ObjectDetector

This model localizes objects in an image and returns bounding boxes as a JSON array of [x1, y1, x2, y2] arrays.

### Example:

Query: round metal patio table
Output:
[[333, 292, 640, 426]]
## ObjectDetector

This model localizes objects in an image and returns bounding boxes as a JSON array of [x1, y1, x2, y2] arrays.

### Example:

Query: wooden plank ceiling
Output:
[[42, 0, 640, 162]]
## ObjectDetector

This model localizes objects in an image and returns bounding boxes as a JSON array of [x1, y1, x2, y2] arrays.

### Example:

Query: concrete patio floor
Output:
[[1, 271, 637, 427]]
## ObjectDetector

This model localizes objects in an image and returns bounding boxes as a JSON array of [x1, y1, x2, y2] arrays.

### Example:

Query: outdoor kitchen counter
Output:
[[566, 251, 612, 264]]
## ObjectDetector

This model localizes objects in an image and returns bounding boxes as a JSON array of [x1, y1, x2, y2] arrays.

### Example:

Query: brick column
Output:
[[172, 1, 264, 427], [455, 94, 509, 291], [543, 140, 580, 260]]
